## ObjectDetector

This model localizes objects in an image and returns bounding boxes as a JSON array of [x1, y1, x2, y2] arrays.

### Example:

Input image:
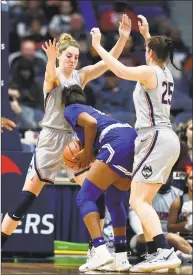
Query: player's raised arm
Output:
[[137, 15, 151, 41], [79, 14, 131, 87], [42, 38, 60, 92], [90, 27, 153, 83]]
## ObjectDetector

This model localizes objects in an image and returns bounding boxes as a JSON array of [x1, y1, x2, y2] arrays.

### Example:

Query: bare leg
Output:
[[2, 174, 45, 236], [142, 224, 153, 242], [130, 181, 163, 239]]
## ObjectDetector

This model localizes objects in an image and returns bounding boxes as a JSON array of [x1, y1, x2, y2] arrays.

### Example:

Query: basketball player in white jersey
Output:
[[1, 15, 131, 249], [91, 15, 182, 272]]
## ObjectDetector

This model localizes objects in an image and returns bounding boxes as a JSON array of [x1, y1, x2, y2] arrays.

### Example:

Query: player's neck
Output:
[[149, 60, 165, 70]]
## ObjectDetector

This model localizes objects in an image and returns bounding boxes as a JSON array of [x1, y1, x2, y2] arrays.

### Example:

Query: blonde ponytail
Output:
[[58, 33, 79, 54]]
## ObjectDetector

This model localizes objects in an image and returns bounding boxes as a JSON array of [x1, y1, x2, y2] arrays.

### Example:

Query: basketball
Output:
[[63, 140, 82, 170]]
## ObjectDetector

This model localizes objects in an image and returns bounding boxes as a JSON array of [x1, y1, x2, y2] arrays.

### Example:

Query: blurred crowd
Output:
[[8, 0, 192, 136], [7, 0, 192, 260]]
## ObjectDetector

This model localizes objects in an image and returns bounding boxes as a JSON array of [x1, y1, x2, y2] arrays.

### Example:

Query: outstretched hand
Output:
[[90, 27, 102, 49], [1, 117, 16, 133], [119, 14, 131, 40], [137, 15, 150, 38], [42, 38, 59, 60]]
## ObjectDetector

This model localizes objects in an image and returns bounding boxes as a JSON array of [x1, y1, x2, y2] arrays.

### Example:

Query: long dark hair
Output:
[[146, 35, 182, 71], [61, 84, 87, 107]]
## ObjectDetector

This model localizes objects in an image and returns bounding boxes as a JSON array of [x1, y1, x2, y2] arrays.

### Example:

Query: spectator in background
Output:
[[167, 28, 189, 79], [69, 13, 89, 42], [183, 55, 193, 98], [26, 19, 49, 46], [9, 59, 44, 130], [168, 167, 193, 262], [76, 34, 93, 68], [118, 36, 142, 67], [68, 13, 92, 68], [168, 121, 192, 192], [99, 1, 138, 32], [49, 1, 73, 39], [94, 71, 135, 124], [168, 28, 189, 54], [99, 1, 142, 50], [179, 119, 193, 164], [150, 16, 172, 37], [43, 0, 60, 22], [9, 1, 26, 52], [16, 1, 47, 39], [9, 39, 47, 79]]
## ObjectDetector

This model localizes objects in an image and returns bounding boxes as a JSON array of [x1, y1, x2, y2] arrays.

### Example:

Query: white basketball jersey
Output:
[[133, 65, 174, 130], [41, 69, 82, 131]]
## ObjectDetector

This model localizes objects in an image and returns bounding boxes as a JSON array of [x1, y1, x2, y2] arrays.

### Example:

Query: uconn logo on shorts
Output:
[[142, 165, 153, 179]]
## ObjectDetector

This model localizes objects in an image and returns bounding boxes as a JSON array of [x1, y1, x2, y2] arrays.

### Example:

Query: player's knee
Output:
[[129, 195, 142, 211], [130, 190, 153, 210], [8, 191, 37, 221], [76, 178, 103, 213]]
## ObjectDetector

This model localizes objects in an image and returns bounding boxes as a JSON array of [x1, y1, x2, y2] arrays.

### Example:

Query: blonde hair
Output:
[[58, 33, 79, 54]]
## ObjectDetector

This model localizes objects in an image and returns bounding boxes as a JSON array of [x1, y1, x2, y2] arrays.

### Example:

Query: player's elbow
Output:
[[87, 118, 97, 129], [114, 70, 122, 78], [113, 68, 126, 79], [89, 121, 97, 127], [116, 68, 135, 81]]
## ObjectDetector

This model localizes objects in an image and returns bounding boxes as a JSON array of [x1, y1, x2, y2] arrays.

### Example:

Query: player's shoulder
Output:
[[65, 104, 86, 114]]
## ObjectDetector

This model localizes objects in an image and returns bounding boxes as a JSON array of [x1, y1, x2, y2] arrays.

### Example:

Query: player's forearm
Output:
[[97, 36, 127, 68], [109, 36, 127, 59], [95, 44, 126, 78], [168, 221, 188, 233], [45, 58, 57, 81], [84, 123, 97, 155], [143, 33, 151, 42]]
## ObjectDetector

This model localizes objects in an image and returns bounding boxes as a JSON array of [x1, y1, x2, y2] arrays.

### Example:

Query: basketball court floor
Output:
[[2, 256, 192, 275]]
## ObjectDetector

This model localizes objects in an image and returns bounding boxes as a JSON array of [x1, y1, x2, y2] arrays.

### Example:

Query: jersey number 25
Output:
[[162, 81, 174, 105]]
